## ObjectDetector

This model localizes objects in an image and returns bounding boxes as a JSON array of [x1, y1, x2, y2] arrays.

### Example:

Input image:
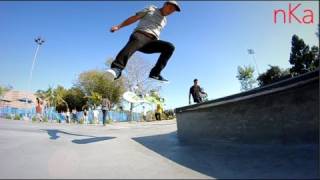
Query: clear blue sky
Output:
[[0, 1, 319, 109]]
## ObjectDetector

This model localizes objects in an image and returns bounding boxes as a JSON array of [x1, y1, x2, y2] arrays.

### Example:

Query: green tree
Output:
[[76, 70, 125, 107], [289, 34, 319, 76], [53, 86, 69, 112], [64, 87, 87, 111], [35, 86, 69, 112], [44, 86, 56, 108], [236, 65, 256, 91], [257, 65, 291, 86], [85, 92, 102, 108], [106, 56, 165, 120]]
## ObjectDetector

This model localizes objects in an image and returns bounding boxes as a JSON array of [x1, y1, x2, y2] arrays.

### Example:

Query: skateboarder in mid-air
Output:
[[107, 1, 181, 83]]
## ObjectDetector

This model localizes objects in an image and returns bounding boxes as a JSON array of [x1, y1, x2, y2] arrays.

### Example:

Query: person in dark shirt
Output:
[[189, 79, 207, 104]]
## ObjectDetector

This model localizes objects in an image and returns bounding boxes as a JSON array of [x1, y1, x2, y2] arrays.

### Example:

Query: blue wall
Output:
[[0, 106, 142, 123]]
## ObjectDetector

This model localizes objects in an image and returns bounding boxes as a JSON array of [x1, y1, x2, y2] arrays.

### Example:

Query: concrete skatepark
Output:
[[0, 118, 318, 179], [0, 70, 319, 179], [176, 69, 319, 144]]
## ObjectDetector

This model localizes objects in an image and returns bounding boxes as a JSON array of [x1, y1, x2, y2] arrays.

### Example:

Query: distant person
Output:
[[142, 106, 147, 121], [93, 107, 100, 124], [155, 104, 162, 121], [82, 104, 90, 124], [106, 1, 181, 83], [101, 97, 111, 126], [72, 108, 77, 123], [189, 79, 207, 104], [66, 109, 70, 123], [60, 111, 66, 123], [83, 109, 88, 124], [35, 98, 43, 122]]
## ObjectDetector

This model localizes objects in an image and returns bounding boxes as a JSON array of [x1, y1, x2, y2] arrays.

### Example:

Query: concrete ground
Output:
[[0, 118, 318, 179]]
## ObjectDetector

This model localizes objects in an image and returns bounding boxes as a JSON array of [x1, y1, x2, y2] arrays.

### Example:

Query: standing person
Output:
[[93, 107, 100, 125], [72, 108, 77, 123], [155, 104, 162, 121], [35, 98, 43, 122], [82, 104, 89, 124], [142, 106, 147, 121], [107, 1, 181, 82], [83, 109, 88, 124], [82, 105, 88, 124], [189, 79, 207, 104], [60, 111, 65, 123], [101, 97, 111, 126], [66, 108, 70, 123]]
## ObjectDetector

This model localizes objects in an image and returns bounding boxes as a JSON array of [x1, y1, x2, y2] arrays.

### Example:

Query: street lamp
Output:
[[25, 36, 45, 118], [247, 49, 260, 75], [29, 37, 45, 89]]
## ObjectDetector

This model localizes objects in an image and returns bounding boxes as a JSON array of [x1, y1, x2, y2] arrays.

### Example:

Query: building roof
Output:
[[0, 90, 37, 109]]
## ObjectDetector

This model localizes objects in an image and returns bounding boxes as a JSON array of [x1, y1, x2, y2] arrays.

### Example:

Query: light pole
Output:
[[29, 37, 45, 91], [25, 37, 45, 118], [247, 49, 260, 76]]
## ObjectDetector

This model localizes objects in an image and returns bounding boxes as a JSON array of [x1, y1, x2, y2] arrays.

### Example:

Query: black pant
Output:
[[111, 31, 175, 76], [155, 113, 161, 121], [102, 110, 107, 125], [194, 96, 203, 104]]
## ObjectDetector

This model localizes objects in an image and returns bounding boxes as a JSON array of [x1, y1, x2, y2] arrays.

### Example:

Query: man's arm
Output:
[[110, 14, 144, 33]]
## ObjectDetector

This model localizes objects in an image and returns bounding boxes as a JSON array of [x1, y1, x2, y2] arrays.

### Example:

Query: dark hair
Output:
[[194, 79, 198, 82]]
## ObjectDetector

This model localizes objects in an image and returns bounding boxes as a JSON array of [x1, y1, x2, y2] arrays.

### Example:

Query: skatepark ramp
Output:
[[175, 69, 319, 144]]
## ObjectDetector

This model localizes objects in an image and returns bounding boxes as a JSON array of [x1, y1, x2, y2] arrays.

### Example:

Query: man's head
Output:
[[161, 0, 181, 16], [194, 79, 198, 85]]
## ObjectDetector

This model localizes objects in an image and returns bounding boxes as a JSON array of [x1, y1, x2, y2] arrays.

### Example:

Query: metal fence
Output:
[[0, 106, 142, 123]]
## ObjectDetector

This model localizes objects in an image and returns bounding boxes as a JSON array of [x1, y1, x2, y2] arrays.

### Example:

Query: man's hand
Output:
[[110, 25, 121, 33]]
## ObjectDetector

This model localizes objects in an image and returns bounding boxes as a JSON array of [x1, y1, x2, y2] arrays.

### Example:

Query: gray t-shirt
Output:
[[134, 5, 167, 40], [101, 98, 111, 110]]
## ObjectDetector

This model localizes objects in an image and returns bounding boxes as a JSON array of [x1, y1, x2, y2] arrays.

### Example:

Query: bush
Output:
[[5, 114, 11, 120], [43, 117, 48, 122], [106, 118, 113, 124], [32, 116, 37, 122], [14, 114, 20, 120], [79, 118, 85, 124]]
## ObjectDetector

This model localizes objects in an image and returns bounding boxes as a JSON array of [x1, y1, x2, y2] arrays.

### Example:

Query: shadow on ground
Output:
[[42, 129, 115, 144], [132, 131, 319, 179], [72, 137, 115, 144]]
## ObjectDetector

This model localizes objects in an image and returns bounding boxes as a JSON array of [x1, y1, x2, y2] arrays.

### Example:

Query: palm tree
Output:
[[54, 86, 69, 111], [35, 90, 46, 102], [85, 91, 102, 108], [43, 86, 56, 108], [36, 86, 69, 111]]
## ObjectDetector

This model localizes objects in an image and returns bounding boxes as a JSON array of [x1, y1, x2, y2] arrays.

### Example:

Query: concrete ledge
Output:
[[175, 69, 319, 144]]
